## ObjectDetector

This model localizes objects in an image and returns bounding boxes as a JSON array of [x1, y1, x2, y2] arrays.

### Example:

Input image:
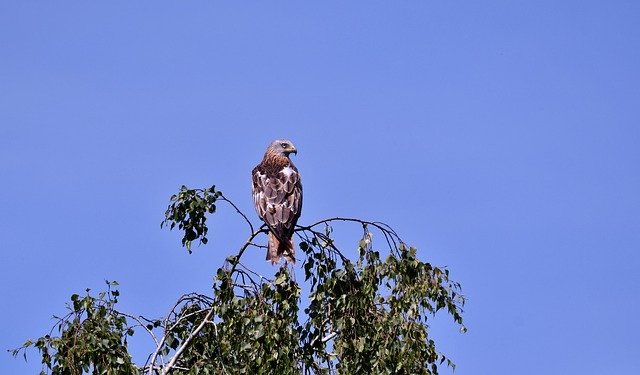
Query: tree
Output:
[[11, 185, 466, 375]]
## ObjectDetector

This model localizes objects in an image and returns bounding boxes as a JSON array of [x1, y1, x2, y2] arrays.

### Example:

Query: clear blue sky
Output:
[[2, 1, 639, 374]]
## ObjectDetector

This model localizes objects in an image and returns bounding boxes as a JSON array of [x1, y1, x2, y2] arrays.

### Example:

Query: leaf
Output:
[[254, 326, 264, 339], [275, 273, 287, 286]]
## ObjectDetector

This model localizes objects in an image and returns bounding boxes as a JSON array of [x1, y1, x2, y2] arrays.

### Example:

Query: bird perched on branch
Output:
[[252, 139, 303, 264]]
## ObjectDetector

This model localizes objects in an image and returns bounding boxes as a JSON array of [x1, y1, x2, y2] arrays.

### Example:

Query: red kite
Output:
[[252, 139, 302, 264]]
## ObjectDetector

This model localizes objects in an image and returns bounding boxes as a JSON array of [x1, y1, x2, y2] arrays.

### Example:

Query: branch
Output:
[[123, 314, 158, 341], [219, 193, 255, 234], [297, 217, 403, 254], [145, 293, 212, 375], [322, 332, 338, 344], [158, 226, 266, 375], [160, 308, 215, 375]]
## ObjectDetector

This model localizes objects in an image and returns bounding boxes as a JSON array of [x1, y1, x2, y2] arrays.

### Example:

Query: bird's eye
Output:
[[281, 143, 288, 148]]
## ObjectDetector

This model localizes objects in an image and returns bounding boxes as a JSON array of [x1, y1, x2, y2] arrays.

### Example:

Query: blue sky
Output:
[[2, 1, 639, 373]]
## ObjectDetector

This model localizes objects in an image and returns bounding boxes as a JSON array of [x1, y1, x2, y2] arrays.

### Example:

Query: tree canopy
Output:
[[11, 185, 466, 375]]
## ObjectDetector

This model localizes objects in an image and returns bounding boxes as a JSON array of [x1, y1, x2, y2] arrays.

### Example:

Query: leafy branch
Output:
[[12, 184, 466, 375]]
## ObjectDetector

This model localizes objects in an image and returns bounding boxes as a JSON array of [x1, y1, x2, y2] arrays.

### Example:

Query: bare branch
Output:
[[322, 332, 338, 344], [121, 313, 161, 350], [219, 193, 255, 233]]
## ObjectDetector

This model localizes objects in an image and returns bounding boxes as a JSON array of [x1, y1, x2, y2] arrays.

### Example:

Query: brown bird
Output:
[[252, 139, 303, 264]]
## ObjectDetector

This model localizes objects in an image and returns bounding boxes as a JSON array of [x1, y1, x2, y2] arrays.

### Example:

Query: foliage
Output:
[[12, 185, 465, 375], [11, 281, 139, 375], [161, 185, 222, 252]]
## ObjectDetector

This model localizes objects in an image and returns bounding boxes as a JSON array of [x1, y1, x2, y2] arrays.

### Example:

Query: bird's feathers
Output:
[[252, 139, 302, 264]]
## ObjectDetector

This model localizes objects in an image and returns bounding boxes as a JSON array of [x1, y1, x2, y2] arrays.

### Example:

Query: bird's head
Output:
[[269, 139, 298, 157]]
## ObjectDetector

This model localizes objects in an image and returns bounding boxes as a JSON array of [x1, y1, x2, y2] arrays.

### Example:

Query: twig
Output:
[[219, 193, 255, 233], [297, 217, 403, 253], [121, 313, 161, 351]]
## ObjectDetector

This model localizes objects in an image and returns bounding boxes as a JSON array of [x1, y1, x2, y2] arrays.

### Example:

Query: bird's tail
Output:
[[267, 232, 296, 265]]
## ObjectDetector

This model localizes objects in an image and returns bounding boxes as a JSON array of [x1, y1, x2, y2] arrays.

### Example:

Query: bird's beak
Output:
[[289, 146, 297, 155]]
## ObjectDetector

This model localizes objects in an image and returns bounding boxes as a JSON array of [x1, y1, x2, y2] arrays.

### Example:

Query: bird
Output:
[[252, 139, 303, 264]]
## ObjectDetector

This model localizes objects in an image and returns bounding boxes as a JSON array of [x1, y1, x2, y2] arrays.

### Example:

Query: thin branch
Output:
[[146, 293, 211, 374], [236, 261, 273, 282], [219, 193, 255, 233], [160, 307, 215, 375], [121, 313, 160, 349], [315, 231, 347, 261], [321, 332, 338, 344], [248, 242, 268, 249], [147, 337, 166, 375], [297, 217, 403, 253], [168, 308, 211, 332]]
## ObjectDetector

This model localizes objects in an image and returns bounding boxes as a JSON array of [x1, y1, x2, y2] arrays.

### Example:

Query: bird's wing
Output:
[[252, 164, 302, 240]]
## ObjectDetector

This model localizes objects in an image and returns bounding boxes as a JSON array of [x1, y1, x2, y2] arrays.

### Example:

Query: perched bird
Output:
[[252, 139, 303, 264]]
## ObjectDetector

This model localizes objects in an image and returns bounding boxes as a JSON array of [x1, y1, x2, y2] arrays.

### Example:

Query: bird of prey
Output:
[[252, 139, 303, 264]]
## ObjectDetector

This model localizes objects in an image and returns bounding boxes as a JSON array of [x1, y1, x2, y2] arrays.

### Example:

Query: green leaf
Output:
[[275, 272, 287, 286], [254, 326, 264, 339]]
